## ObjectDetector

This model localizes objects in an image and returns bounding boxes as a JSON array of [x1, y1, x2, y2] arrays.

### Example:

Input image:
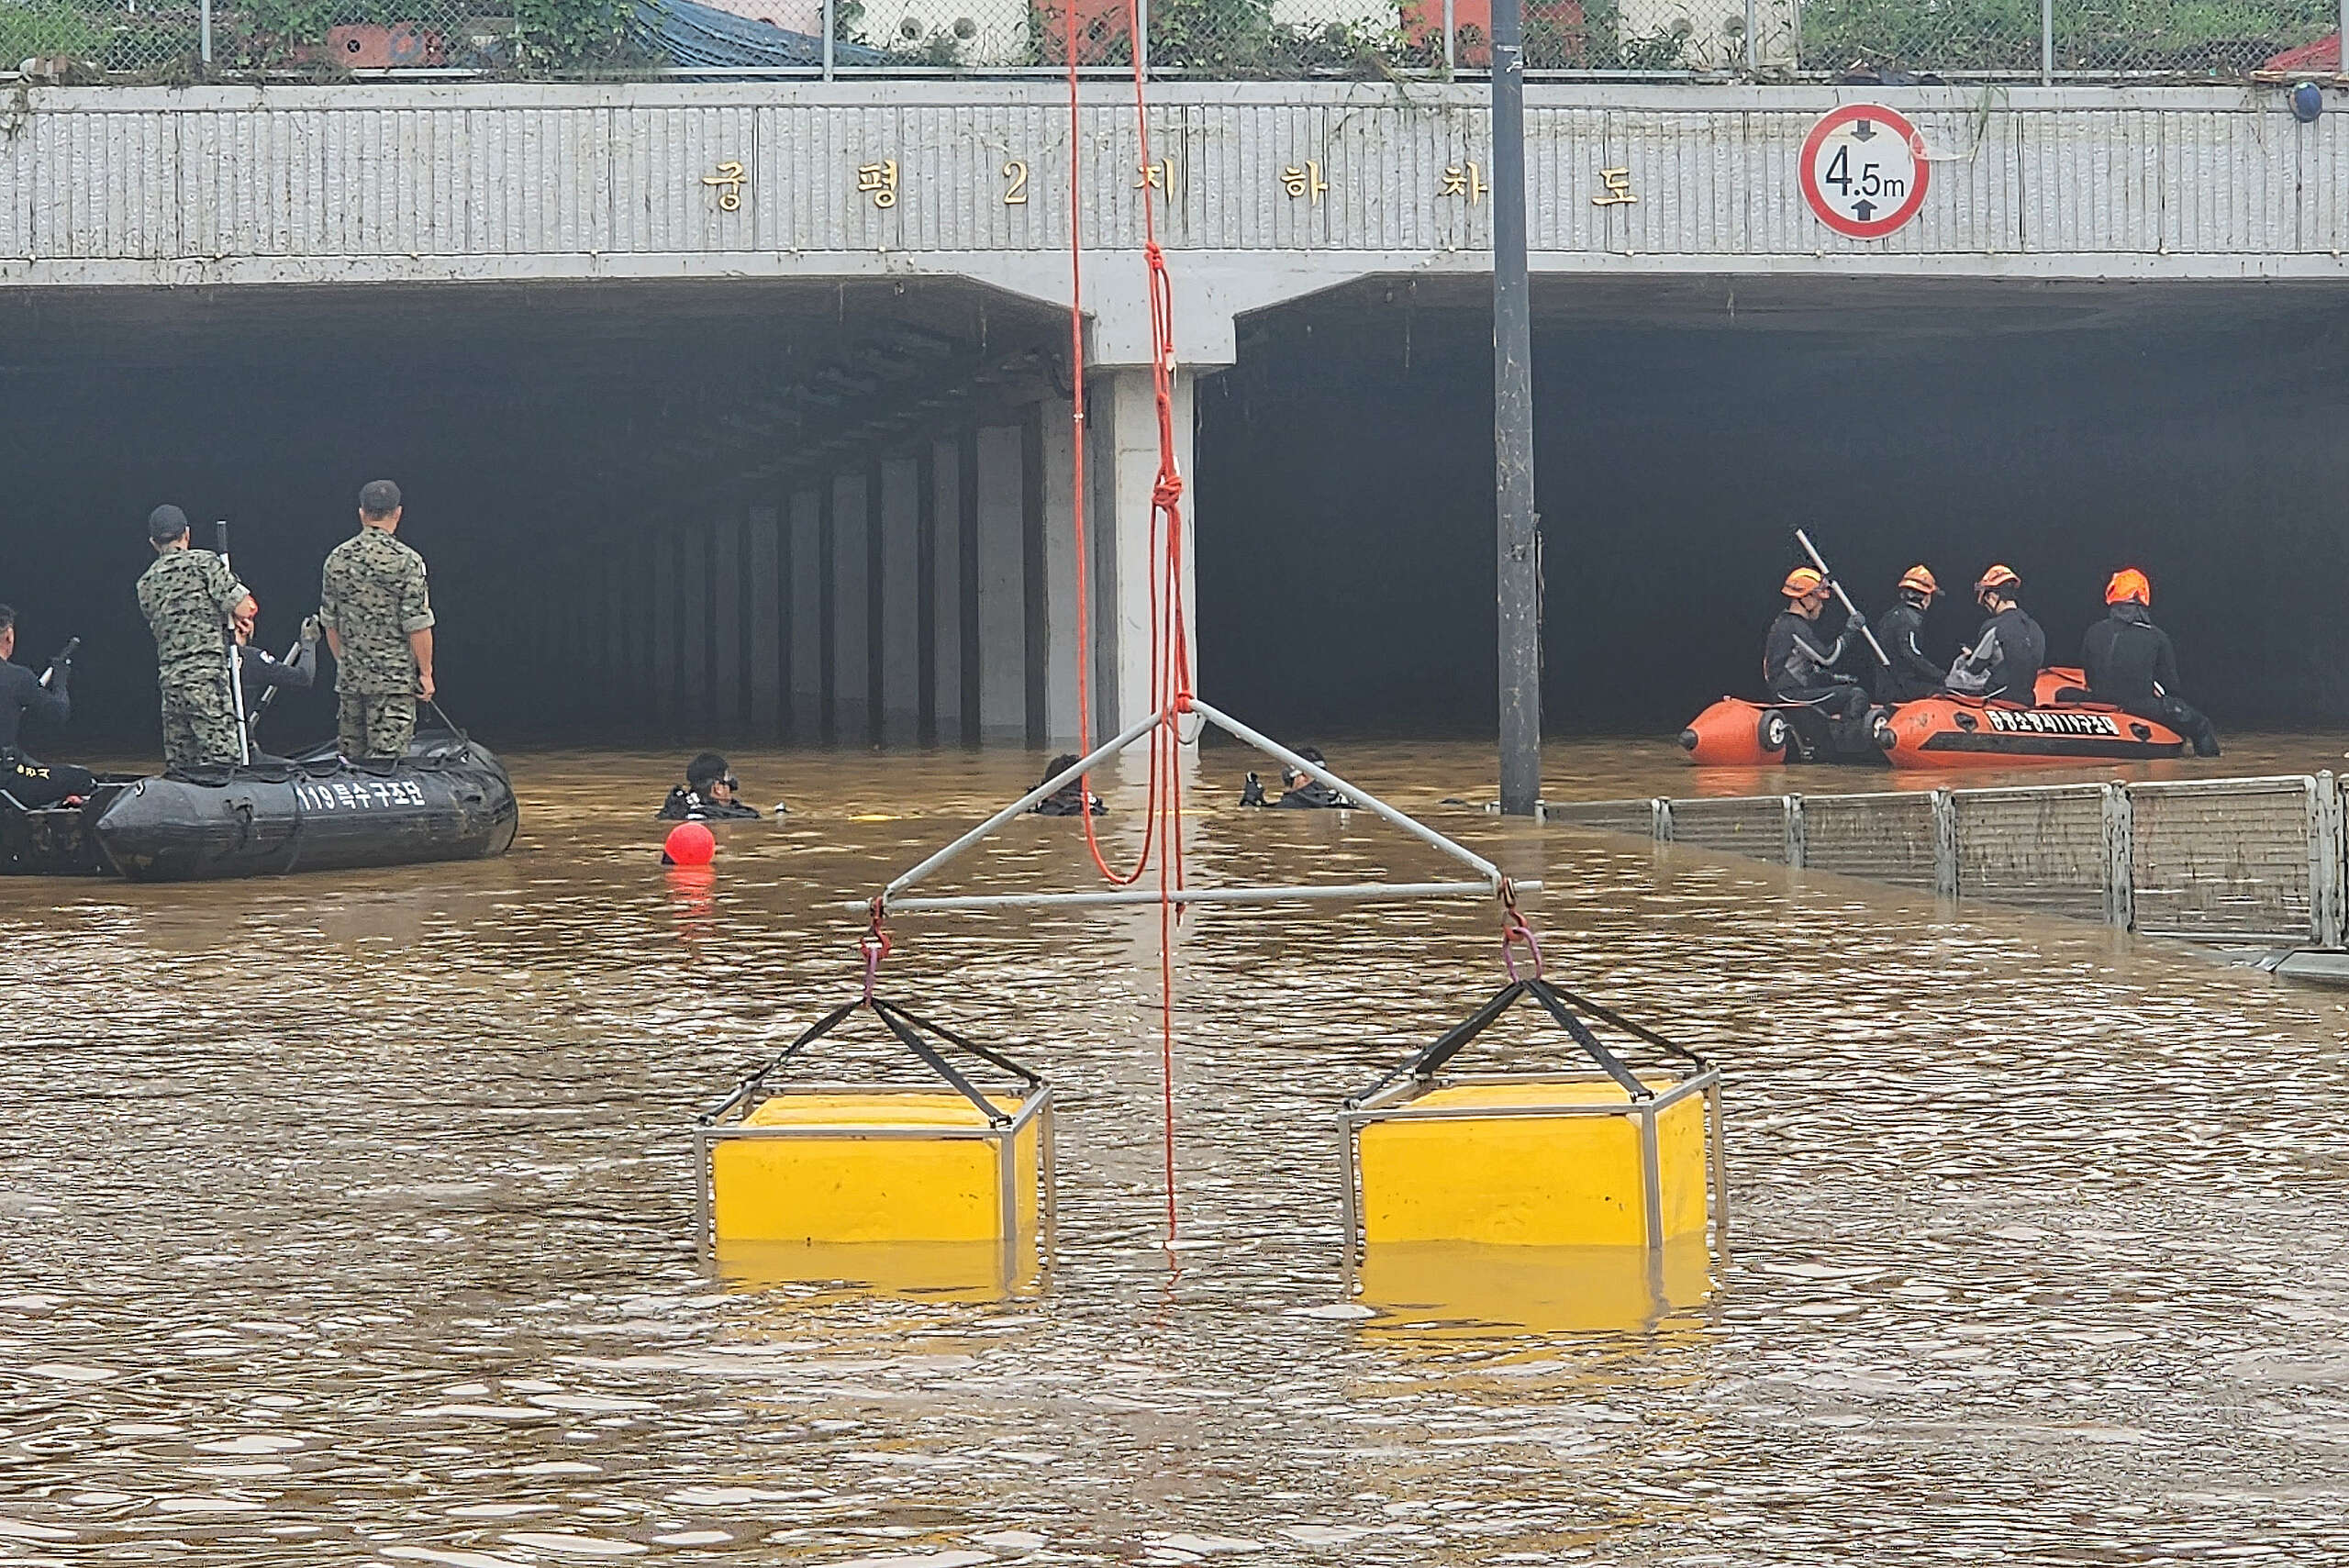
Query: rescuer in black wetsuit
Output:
[[1875, 564, 1946, 706], [0, 605, 95, 808], [1030, 753, 1106, 817], [2083, 568, 2221, 757], [1947, 564, 2046, 705], [1241, 745, 1358, 809], [1764, 567, 1869, 715], [658, 751, 764, 820]]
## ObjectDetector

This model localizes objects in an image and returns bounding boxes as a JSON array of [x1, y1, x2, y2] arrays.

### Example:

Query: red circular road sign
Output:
[[1799, 104, 1931, 240]]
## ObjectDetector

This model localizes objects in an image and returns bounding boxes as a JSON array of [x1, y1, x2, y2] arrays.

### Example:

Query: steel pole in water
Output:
[[1491, 0, 1541, 817]]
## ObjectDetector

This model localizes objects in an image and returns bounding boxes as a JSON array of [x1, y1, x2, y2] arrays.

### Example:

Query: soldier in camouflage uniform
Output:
[[135, 505, 256, 773], [319, 479, 436, 762]]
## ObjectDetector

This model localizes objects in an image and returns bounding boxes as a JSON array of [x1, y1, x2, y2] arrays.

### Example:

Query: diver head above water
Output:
[[1031, 752, 1106, 817], [1243, 745, 1356, 810], [659, 751, 765, 822]]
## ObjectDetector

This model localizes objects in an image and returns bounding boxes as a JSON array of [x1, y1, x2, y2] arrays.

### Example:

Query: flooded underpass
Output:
[[4, 738, 2347, 1563]]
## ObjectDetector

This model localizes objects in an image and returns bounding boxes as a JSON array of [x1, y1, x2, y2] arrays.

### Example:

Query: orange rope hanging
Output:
[[1062, 0, 1193, 1238]]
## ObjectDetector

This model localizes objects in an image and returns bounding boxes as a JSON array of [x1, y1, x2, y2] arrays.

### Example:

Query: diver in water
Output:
[[1030, 754, 1106, 817], [0, 605, 94, 808], [2083, 569, 2221, 757], [1241, 746, 1357, 809], [1947, 564, 2045, 705], [1875, 565, 1945, 706], [659, 752, 763, 821]]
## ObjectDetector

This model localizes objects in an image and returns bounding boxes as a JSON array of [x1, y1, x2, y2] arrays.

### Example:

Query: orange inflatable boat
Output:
[[1877, 667, 2187, 769], [1680, 669, 2187, 770], [1677, 695, 1887, 767]]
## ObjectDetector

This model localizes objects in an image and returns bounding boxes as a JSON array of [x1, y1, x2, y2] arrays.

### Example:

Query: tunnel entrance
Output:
[[1197, 276, 2349, 740], [0, 277, 1067, 757], [10, 273, 2347, 767]]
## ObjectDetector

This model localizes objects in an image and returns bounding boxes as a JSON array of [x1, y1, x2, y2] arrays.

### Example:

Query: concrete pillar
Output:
[[957, 430, 983, 741], [749, 505, 781, 739], [679, 525, 708, 734], [790, 487, 822, 740], [651, 529, 677, 732], [1038, 394, 1082, 747], [832, 470, 871, 742], [879, 456, 921, 745], [1091, 368, 1199, 735], [928, 439, 961, 744], [974, 424, 1027, 742], [714, 512, 742, 735]]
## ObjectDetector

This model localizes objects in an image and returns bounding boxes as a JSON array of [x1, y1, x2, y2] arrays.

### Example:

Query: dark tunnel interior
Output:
[[3, 274, 2346, 767], [1198, 276, 2349, 739], [0, 278, 1066, 756]]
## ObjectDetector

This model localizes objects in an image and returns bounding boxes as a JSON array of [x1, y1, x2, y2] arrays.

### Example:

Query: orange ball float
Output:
[[662, 821, 717, 867]]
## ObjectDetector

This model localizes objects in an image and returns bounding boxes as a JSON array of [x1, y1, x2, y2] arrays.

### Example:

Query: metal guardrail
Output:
[[10, 0, 2344, 83], [1542, 772, 2348, 948]]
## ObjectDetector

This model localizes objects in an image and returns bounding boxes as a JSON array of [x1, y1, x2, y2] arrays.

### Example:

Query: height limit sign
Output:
[[1799, 104, 1929, 239]]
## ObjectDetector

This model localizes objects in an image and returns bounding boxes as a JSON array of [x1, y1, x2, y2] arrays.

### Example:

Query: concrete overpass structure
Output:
[[2, 81, 2343, 746]]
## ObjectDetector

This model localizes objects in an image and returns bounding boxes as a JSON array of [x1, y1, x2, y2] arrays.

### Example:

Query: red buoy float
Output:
[[662, 821, 717, 866]]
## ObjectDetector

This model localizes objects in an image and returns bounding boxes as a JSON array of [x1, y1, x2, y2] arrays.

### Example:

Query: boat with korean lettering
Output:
[[1678, 668, 2188, 771], [1874, 668, 2188, 769], [0, 729, 517, 881]]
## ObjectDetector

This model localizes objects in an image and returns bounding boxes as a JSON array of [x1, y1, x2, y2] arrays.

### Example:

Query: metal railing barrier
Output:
[[1539, 770, 2347, 948]]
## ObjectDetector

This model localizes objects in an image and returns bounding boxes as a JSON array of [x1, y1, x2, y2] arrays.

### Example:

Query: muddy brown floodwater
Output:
[[2, 737, 2346, 1564]]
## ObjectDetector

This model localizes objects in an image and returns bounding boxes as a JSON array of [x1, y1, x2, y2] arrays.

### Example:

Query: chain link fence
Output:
[[3, 0, 2339, 79]]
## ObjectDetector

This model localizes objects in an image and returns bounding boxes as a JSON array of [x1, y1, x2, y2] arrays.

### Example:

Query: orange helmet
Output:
[[1974, 564, 2021, 595], [1781, 566, 1826, 598], [1898, 564, 1939, 596], [2105, 568, 2151, 606]]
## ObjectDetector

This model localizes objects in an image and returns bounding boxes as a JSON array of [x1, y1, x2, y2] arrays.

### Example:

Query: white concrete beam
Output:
[[1094, 368, 1198, 734], [1038, 393, 1082, 747]]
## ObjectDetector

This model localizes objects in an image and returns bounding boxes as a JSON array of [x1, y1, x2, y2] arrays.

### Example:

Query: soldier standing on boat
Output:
[[319, 479, 436, 762], [136, 504, 255, 773]]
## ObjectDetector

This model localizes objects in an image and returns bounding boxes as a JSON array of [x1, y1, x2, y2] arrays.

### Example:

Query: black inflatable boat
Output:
[[0, 732, 518, 882]]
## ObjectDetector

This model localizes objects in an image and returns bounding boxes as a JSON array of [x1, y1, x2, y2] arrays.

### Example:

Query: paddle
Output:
[[1795, 528, 1890, 669]]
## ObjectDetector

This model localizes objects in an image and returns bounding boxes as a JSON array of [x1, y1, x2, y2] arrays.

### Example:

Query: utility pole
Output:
[[1491, 0, 1541, 816]]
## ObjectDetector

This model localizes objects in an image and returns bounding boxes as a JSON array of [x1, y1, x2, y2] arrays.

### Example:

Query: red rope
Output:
[[860, 897, 891, 1000], [1063, 0, 1190, 1240]]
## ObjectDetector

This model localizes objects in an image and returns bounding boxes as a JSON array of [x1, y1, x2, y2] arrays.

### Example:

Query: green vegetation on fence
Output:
[[2, 0, 2337, 80], [1801, 0, 2336, 75]]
